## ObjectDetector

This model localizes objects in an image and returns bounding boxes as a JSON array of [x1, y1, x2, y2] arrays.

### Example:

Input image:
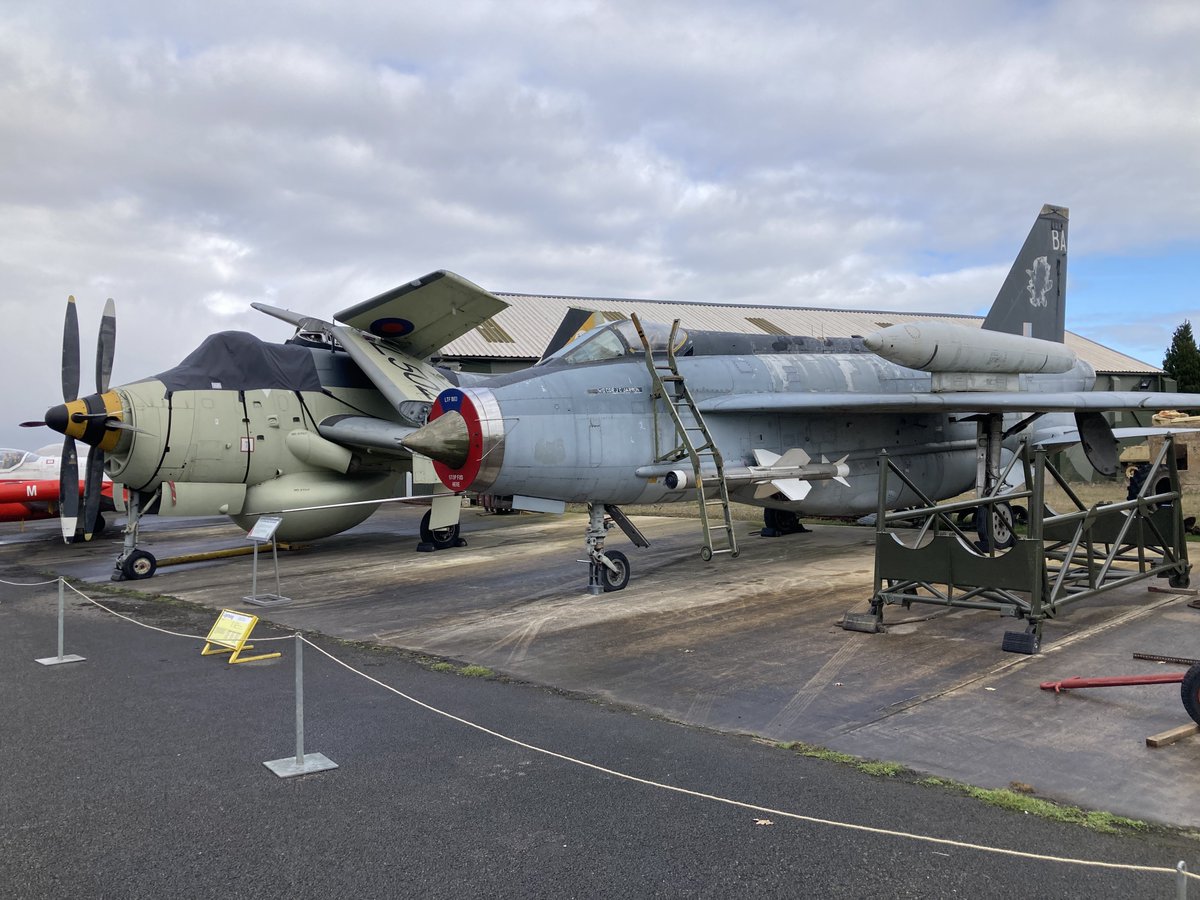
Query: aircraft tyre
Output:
[[600, 550, 630, 592], [763, 508, 807, 535], [976, 502, 1016, 551], [121, 549, 157, 580], [420, 510, 461, 550], [1181, 664, 1200, 726]]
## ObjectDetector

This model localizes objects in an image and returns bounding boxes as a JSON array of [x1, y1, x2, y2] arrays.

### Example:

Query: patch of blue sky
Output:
[[1068, 246, 1199, 367]]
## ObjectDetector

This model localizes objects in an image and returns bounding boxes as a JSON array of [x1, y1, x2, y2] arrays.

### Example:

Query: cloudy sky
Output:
[[2, 0, 1198, 451]]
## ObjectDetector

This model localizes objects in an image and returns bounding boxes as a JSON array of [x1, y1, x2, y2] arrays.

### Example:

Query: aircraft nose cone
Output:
[[44, 403, 70, 435], [402, 411, 470, 469], [862, 332, 882, 352]]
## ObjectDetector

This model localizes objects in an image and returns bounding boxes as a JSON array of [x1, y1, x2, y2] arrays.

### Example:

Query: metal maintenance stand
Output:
[[242, 515, 291, 608], [843, 437, 1191, 653]]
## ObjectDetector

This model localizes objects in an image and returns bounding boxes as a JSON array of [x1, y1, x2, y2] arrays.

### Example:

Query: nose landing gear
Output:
[[111, 487, 160, 581], [584, 502, 645, 593]]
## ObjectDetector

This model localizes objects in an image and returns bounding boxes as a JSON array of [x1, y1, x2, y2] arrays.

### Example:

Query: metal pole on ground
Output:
[[263, 635, 338, 778], [35, 577, 86, 666]]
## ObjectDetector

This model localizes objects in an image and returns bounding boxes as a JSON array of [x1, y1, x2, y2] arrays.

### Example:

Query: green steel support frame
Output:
[[843, 437, 1191, 653]]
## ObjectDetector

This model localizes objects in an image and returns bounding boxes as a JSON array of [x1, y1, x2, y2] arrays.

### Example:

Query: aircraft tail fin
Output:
[[540, 307, 599, 362], [981, 204, 1068, 343]]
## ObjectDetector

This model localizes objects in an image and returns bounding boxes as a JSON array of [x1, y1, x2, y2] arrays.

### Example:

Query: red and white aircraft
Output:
[[0, 445, 114, 534]]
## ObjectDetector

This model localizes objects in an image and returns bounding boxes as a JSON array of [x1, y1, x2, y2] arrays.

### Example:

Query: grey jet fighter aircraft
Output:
[[25, 272, 509, 580], [401, 205, 1200, 593]]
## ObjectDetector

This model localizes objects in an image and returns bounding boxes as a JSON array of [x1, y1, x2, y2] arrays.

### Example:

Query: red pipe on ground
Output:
[[1040, 674, 1186, 693]]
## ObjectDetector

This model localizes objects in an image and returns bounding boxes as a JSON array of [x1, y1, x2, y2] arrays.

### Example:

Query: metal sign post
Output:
[[242, 515, 291, 607]]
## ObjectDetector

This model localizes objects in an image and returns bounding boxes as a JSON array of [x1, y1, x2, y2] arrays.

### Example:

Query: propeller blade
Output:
[[82, 450, 106, 541], [58, 436, 80, 543], [62, 296, 80, 402], [96, 297, 116, 393], [19, 420, 47, 428]]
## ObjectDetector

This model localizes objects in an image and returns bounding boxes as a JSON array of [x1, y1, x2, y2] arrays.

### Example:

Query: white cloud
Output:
[[1, 0, 1199, 448]]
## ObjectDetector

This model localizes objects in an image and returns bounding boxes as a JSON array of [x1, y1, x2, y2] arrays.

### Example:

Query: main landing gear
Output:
[[417, 509, 465, 552], [584, 502, 647, 594], [761, 508, 810, 538]]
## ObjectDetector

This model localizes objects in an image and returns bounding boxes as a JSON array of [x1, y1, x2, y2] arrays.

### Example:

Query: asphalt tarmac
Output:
[[2, 583, 1196, 898], [2, 507, 1200, 896]]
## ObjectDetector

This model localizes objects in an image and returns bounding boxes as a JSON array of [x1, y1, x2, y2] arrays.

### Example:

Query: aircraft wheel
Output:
[[121, 549, 157, 580], [764, 508, 802, 534], [420, 510, 461, 550], [1181, 664, 1200, 726], [600, 550, 630, 592], [976, 502, 1016, 551], [1169, 570, 1191, 589]]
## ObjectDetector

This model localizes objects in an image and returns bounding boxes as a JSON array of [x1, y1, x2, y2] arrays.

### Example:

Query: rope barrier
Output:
[[0, 576, 61, 586], [35, 577, 1200, 885], [298, 634, 1199, 882], [60, 581, 294, 642]]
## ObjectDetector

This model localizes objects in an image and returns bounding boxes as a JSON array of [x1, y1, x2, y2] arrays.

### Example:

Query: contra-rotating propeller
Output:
[[20, 296, 118, 543]]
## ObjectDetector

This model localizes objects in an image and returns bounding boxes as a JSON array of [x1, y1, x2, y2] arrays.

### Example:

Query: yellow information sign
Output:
[[201, 609, 281, 664]]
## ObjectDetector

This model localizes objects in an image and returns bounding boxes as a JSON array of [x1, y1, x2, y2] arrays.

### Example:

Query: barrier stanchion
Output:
[[264, 635, 337, 778], [35, 577, 86, 666]]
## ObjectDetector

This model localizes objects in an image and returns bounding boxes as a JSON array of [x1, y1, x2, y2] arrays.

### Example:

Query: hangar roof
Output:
[[436, 292, 1159, 375]]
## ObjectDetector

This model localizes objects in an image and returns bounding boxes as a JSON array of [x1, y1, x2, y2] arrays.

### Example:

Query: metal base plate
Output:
[[243, 593, 292, 608], [841, 613, 882, 634], [35, 654, 86, 666], [263, 753, 338, 778]]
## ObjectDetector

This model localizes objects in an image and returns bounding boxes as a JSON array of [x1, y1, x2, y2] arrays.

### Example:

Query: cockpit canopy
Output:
[[537, 319, 688, 367], [0, 449, 34, 472]]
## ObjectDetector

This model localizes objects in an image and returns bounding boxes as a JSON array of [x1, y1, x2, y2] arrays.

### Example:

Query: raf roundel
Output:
[[428, 388, 484, 491], [369, 317, 416, 339]]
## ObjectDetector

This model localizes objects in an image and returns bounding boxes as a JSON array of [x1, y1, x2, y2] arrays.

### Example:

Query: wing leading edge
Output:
[[698, 391, 1200, 415]]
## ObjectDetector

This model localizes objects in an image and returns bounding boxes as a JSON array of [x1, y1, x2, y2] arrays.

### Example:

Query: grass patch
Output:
[[962, 786, 1148, 834], [778, 742, 1152, 834], [424, 659, 494, 678], [857, 761, 904, 778], [780, 742, 900, 777], [459, 665, 494, 678]]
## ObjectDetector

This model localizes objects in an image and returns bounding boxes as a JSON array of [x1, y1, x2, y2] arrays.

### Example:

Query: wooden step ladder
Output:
[[631, 313, 738, 561]]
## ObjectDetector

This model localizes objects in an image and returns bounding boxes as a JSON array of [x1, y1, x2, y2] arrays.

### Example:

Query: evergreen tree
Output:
[[1162, 320, 1200, 399]]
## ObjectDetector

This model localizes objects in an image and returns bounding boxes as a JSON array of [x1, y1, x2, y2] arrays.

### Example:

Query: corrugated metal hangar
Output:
[[435, 289, 1164, 379], [432, 291, 1175, 438], [436, 290, 1158, 374]]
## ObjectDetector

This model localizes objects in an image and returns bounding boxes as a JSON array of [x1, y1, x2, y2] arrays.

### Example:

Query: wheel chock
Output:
[[1002, 629, 1041, 654]]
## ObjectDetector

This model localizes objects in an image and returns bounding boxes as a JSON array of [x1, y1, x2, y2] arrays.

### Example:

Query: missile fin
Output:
[[753, 448, 781, 467], [777, 448, 811, 468], [773, 478, 811, 502]]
